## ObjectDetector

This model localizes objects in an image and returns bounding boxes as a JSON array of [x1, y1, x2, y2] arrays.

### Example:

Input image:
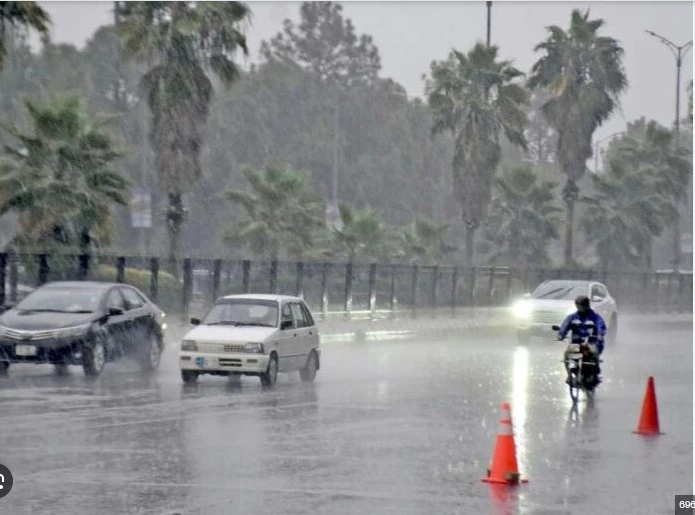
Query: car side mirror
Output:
[[280, 320, 293, 330], [551, 325, 560, 331], [190, 317, 200, 326], [108, 307, 125, 316]]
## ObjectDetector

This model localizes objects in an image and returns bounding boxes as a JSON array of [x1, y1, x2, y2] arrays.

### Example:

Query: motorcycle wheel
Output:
[[568, 372, 579, 403]]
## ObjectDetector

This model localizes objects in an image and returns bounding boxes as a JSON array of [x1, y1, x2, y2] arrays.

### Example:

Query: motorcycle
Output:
[[551, 321, 603, 403]]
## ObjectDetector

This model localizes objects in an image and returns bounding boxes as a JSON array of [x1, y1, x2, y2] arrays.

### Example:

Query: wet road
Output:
[[0, 320, 691, 514]]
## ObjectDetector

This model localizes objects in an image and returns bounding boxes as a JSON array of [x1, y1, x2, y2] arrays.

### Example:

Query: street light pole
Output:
[[486, 1, 492, 47], [645, 30, 693, 271]]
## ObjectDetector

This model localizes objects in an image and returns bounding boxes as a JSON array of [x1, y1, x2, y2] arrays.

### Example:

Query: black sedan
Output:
[[0, 281, 166, 377]]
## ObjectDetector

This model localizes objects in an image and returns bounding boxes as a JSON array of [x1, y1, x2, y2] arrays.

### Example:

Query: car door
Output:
[[102, 287, 129, 358], [589, 283, 610, 323], [119, 286, 152, 354], [290, 302, 311, 369], [277, 301, 298, 372]]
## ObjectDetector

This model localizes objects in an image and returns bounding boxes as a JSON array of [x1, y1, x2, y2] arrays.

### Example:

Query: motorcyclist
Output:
[[557, 295, 606, 385]]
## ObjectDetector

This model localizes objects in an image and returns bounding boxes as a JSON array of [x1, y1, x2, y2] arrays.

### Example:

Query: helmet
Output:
[[575, 295, 590, 311]]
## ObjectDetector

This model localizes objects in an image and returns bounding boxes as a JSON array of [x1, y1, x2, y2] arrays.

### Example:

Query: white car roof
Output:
[[219, 293, 303, 302]]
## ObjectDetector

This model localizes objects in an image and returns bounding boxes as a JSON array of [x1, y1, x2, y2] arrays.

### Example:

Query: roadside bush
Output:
[[92, 264, 180, 311]]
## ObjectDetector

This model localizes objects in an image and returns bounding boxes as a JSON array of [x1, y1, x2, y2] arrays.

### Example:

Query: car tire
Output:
[[517, 330, 531, 345], [83, 337, 107, 378], [138, 333, 162, 373], [260, 353, 278, 388], [54, 363, 70, 376], [0, 361, 9, 375], [181, 370, 199, 384], [299, 351, 318, 383]]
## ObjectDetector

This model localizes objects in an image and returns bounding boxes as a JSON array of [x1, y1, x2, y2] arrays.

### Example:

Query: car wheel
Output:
[[54, 363, 70, 376], [0, 361, 9, 375], [260, 353, 278, 388], [517, 330, 531, 345], [181, 370, 199, 384], [83, 337, 106, 377], [139, 333, 162, 373], [299, 351, 318, 383]]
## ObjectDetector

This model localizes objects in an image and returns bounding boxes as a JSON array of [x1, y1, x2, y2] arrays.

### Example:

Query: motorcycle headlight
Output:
[[512, 300, 532, 319], [181, 340, 198, 351], [244, 342, 264, 354], [56, 323, 92, 339]]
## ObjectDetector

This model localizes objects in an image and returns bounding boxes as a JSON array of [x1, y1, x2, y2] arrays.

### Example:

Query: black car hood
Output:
[[0, 310, 97, 330]]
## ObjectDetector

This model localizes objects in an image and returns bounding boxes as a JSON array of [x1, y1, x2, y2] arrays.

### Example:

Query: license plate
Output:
[[195, 356, 217, 368], [15, 344, 38, 356], [568, 353, 583, 360]]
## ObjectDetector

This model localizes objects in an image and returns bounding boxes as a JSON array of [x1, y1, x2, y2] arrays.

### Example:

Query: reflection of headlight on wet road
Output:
[[511, 300, 532, 319]]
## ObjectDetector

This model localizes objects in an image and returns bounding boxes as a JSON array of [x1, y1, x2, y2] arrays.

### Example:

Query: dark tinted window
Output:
[[16, 287, 103, 313], [281, 303, 295, 329], [291, 303, 308, 328], [300, 302, 315, 327], [532, 283, 588, 300], [121, 287, 145, 310], [201, 299, 278, 327], [105, 289, 126, 311]]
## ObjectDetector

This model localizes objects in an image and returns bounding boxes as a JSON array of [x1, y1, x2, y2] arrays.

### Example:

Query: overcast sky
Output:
[[38, 1, 693, 146]]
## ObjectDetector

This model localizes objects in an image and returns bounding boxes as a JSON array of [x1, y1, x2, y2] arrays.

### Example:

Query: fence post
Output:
[[487, 268, 495, 306], [389, 264, 397, 316], [505, 269, 513, 304], [9, 253, 18, 303], [678, 273, 686, 313], [37, 254, 49, 286], [522, 268, 530, 293], [411, 264, 419, 318], [242, 260, 250, 293], [653, 272, 660, 314], [182, 258, 192, 322], [149, 258, 159, 303], [451, 266, 459, 317], [640, 272, 649, 313], [368, 263, 377, 318], [0, 253, 6, 306], [269, 260, 278, 294], [321, 262, 329, 320], [295, 262, 304, 298], [344, 262, 353, 320], [77, 253, 90, 280], [116, 257, 126, 283], [468, 267, 477, 307], [212, 259, 222, 302], [431, 265, 439, 318]]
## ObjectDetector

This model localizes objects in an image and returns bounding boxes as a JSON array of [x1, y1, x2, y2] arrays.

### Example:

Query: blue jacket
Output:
[[558, 310, 607, 354]]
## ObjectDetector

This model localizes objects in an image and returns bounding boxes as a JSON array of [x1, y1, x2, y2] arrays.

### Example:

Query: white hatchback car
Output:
[[179, 294, 321, 387]]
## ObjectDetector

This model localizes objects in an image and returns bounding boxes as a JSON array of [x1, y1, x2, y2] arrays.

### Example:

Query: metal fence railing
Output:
[[0, 253, 692, 321]]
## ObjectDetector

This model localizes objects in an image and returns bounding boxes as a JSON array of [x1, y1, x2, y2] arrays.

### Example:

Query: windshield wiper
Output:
[[21, 309, 76, 313], [205, 321, 239, 326], [234, 322, 274, 327]]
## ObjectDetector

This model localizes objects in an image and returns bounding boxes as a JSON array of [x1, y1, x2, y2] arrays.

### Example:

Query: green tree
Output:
[[0, 1, 50, 71], [426, 42, 529, 267], [223, 163, 325, 261], [528, 9, 627, 265], [117, 1, 251, 264], [0, 97, 129, 253], [397, 216, 452, 264], [331, 203, 396, 262], [484, 165, 562, 268]]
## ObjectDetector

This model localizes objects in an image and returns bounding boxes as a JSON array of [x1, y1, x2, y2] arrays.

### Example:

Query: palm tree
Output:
[[398, 216, 452, 265], [0, 1, 50, 71], [484, 165, 562, 268], [582, 158, 673, 271], [223, 163, 325, 261], [117, 2, 251, 263], [426, 42, 528, 267], [528, 9, 627, 265], [331, 204, 396, 263], [0, 96, 129, 253]]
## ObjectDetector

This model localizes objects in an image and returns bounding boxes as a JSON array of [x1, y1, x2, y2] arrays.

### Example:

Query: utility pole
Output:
[[645, 30, 693, 271], [486, 1, 492, 47]]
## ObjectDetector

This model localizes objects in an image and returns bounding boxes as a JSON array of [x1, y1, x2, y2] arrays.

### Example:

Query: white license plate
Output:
[[15, 344, 38, 356], [195, 356, 217, 368]]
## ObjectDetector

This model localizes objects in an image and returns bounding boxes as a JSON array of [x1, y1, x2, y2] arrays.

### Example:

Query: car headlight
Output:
[[512, 300, 532, 319], [181, 340, 198, 351], [244, 342, 264, 354], [56, 323, 92, 339]]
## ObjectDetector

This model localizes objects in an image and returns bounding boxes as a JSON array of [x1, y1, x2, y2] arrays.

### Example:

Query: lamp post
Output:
[[593, 131, 624, 172], [645, 30, 693, 270], [486, 1, 491, 47]]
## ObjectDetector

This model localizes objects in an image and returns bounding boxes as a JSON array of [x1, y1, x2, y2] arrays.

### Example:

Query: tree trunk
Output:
[[166, 192, 185, 279], [562, 179, 579, 266], [464, 221, 477, 268]]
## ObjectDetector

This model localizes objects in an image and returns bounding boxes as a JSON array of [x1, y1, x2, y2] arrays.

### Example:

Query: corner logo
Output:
[[0, 463, 13, 498]]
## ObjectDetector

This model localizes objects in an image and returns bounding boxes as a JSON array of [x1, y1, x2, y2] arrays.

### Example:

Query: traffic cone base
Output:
[[634, 376, 663, 436], [480, 402, 528, 485]]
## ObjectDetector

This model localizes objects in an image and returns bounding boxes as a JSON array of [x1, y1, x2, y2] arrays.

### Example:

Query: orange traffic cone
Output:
[[634, 376, 663, 435], [481, 402, 528, 485]]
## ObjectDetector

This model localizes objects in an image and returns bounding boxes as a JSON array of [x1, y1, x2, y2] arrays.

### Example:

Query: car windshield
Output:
[[532, 283, 587, 300], [15, 287, 101, 313], [201, 299, 278, 327]]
